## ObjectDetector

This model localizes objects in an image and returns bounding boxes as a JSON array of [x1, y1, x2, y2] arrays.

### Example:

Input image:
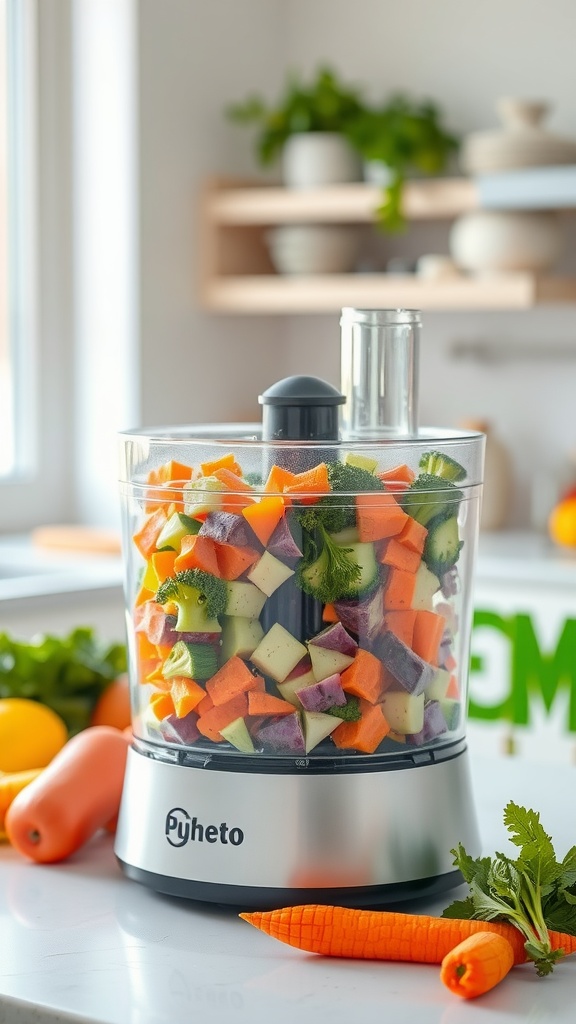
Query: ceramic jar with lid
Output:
[[460, 98, 576, 175]]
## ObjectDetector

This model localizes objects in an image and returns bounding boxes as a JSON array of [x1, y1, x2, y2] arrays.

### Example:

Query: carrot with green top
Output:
[[239, 905, 576, 966], [440, 931, 515, 999]]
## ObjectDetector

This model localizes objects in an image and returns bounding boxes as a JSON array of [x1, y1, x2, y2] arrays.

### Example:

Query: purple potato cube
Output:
[[296, 673, 347, 713], [309, 621, 358, 658], [160, 712, 201, 745], [407, 700, 448, 746], [257, 712, 305, 754], [334, 585, 385, 642], [199, 510, 255, 548], [267, 516, 303, 563], [376, 630, 435, 696]]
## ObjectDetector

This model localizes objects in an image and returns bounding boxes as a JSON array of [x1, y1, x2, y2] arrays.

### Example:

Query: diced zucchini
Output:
[[424, 514, 462, 576], [156, 511, 201, 551], [162, 640, 218, 681], [344, 452, 378, 474]]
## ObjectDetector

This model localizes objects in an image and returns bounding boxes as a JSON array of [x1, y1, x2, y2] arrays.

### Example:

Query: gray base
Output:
[[115, 744, 480, 901]]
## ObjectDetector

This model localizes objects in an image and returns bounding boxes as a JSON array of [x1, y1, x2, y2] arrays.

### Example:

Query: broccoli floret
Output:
[[156, 569, 227, 620], [419, 451, 466, 483], [297, 460, 385, 535], [295, 525, 362, 605], [400, 474, 463, 527], [327, 695, 361, 722], [244, 471, 263, 486]]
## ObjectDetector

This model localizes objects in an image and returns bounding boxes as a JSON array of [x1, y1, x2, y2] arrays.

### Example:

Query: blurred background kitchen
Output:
[[2, 0, 576, 761]]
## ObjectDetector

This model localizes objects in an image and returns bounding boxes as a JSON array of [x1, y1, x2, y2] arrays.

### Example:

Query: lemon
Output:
[[548, 497, 576, 549], [0, 698, 68, 772]]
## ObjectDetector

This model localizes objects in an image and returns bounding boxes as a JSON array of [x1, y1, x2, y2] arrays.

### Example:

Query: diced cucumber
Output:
[[424, 514, 463, 576], [162, 640, 218, 681], [344, 452, 378, 474], [156, 511, 201, 551]]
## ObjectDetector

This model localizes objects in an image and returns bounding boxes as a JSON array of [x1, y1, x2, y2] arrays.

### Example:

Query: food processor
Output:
[[115, 308, 485, 908]]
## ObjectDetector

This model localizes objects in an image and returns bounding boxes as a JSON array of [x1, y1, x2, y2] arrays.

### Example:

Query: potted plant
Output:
[[346, 95, 459, 231], [227, 67, 365, 188]]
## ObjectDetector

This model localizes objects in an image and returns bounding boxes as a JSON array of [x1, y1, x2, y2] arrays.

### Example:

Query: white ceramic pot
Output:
[[449, 210, 563, 273], [281, 133, 361, 188], [266, 224, 360, 275]]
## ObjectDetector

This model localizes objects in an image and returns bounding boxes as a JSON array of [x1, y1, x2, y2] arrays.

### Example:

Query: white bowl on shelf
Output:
[[266, 224, 361, 275]]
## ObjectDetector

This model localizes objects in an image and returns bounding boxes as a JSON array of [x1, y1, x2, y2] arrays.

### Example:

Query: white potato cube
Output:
[[250, 623, 308, 683]]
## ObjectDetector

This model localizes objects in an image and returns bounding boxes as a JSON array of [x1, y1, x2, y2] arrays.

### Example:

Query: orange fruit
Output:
[[0, 698, 68, 772], [548, 497, 576, 548], [90, 675, 132, 731]]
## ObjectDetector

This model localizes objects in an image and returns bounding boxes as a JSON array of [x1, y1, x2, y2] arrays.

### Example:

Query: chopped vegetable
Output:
[[1, 768, 43, 834], [239, 904, 576, 963], [156, 568, 228, 620], [443, 801, 576, 975], [440, 931, 515, 999], [401, 474, 464, 527], [419, 450, 466, 483]]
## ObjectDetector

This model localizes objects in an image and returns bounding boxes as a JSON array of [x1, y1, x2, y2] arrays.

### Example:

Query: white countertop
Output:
[[0, 753, 574, 1024]]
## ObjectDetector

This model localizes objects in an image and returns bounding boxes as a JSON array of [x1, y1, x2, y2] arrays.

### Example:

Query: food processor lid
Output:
[[259, 375, 345, 442]]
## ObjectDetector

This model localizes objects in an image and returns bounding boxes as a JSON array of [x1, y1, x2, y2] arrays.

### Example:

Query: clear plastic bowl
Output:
[[119, 426, 484, 767]]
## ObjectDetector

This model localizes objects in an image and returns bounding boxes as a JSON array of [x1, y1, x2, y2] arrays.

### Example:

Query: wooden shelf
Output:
[[203, 273, 576, 314], [199, 177, 576, 314]]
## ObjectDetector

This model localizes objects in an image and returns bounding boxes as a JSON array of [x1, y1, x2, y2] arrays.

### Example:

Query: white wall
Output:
[[135, 0, 576, 526]]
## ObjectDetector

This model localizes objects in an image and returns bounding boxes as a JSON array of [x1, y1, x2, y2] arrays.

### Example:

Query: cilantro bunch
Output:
[[444, 801, 576, 975]]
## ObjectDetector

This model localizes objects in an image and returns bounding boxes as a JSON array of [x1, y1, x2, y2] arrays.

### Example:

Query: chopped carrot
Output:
[[383, 609, 417, 647], [340, 649, 387, 704], [170, 677, 205, 718], [132, 507, 169, 559], [446, 674, 459, 698], [196, 693, 249, 742], [136, 630, 158, 661], [332, 700, 390, 753], [440, 931, 515, 999], [205, 656, 262, 706], [378, 537, 421, 574], [134, 583, 155, 607], [264, 464, 297, 495], [396, 517, 428, 554], [377, 464, 416, 492], [212, 467, 253, 492], [149, 691, 175, 720], [215, 542, 260, 581], [283, 463, 330, 505], [247, 691, 295, 717], [200, 453, 242, 477], [322, 603, 340, 623], [196, 692, 214, 717], [156, 460, 194, 484], [355, 493, 409, 542], [174, 534, 221, 575], [212, 467, 255, 513], [239, 905, 576, 964], [242, 495, 286, 546], [412, 610, 446, 665], [383, 567, 416, 610], [150, 549, 177, 585]]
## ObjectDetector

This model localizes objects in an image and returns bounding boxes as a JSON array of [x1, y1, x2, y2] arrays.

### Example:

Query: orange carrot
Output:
[[150, 549, 177, 584], [212, 468, 255, 512], [196, 692, 214, 717], [412, 609, 446, 665], [170, 677, 205, 718], [200, 453, 242, 478], [174, 534, 221, 575], [90, 675, 132, 730], [264, 464, 297, 495], [215, 541, 260, 581], [149, 691, 175, 720], [332, 700, 390, 753], [340, 649, 387, 704], [383, 609, 417, 647], [196, 693, 249, 742], [383, 567, 416, 610], [378, 463, 416, 490], [132, 506, 169, 559], [239, 905, 576, 965], [322, 603, 340, 623], [356, 493, 409, 542], [396, 516, 428, 554], [247, 691, 295, 717], [283, 463, 330, 504], [242, 495, 286, 546], [379, 537, 421, 574], [440, 931, 515, 999], [5, 726, 130, 864], [446, 674, 459, 698], [206, 656, 262, 706]]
